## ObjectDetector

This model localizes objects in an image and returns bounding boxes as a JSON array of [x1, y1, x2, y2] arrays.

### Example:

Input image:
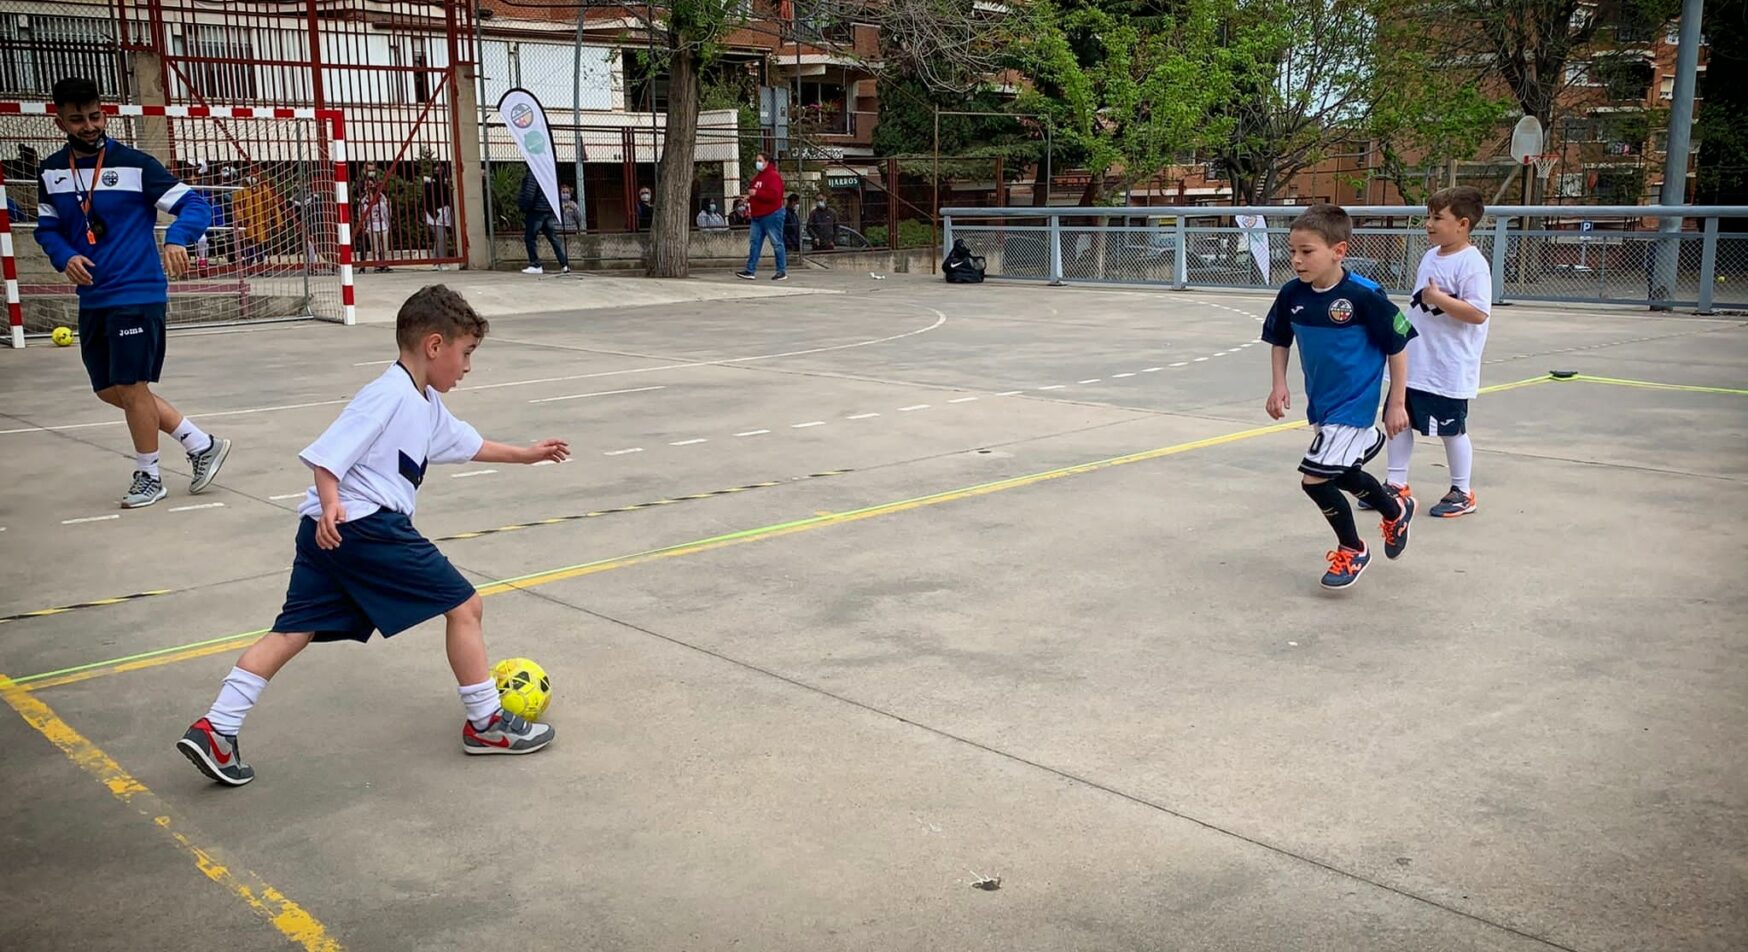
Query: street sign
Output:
[[826, 173, 860, 189]]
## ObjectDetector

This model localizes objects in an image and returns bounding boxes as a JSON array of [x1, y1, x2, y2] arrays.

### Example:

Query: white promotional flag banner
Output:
[[1236, 214, 1271, 282], [497, 88, 562, 218]]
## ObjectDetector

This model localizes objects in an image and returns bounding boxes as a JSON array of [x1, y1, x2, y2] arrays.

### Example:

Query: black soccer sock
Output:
[[1336, 468, 1402, 521], [1303, 479, 1364, 551]]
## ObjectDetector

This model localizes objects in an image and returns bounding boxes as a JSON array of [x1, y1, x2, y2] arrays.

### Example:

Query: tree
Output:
[[1206, 0, 1393, 204], [645, 2, 745, 278], [1367, 18, 1511, 203], [1011, 0, 1236, 205]]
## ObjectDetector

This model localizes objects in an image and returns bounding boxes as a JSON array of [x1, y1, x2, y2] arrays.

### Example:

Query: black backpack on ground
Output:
[[942, 238, 986, 284]]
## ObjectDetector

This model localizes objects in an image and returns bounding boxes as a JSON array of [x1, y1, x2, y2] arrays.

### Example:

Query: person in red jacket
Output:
[[735, 152, 787, 281]]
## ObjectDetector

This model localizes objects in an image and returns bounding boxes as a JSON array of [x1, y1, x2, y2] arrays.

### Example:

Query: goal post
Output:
[[0, 102, 354, 348]]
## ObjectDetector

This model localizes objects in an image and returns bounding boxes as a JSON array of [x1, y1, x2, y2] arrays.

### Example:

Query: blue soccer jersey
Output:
[[1260, 271, 1416, 428]]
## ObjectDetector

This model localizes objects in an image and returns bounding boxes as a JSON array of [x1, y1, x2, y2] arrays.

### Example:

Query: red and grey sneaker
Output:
[[176, 718, 255, 786], [462, 710, 555, 755], [1429, 486, 1477, 518]]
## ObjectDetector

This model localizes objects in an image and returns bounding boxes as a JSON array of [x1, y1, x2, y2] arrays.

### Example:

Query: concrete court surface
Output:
[[0, 269, 1744, 952]]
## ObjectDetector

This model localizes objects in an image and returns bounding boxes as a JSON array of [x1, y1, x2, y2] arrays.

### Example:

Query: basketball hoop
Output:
[[1526, 153, 1559, 182]]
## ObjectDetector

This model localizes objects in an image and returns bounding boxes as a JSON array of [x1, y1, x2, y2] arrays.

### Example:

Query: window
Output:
[[1565, 62, 1596, 86], [1659, 74, 1674, 99], [0, 13, 123, 99], [796, 80, 848, 134], [413, 49, 430, 103], [188, 24, 257, 101], [1556, 173, 1586, 198]]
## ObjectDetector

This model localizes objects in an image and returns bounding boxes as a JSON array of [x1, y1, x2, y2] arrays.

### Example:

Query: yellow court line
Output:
[[1561, 373, 1748, 396], [17, 374, 1555, 693], [0, 675, 343, 951]]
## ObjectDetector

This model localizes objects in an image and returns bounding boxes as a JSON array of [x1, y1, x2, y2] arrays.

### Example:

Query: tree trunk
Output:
[[650, 41, 700, 278]]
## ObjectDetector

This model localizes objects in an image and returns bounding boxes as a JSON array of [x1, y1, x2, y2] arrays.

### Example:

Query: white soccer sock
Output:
[[171, 418, 211, 454], [458, 679, 500, 729], [135, 451, 161, 478], [1385, 428, 1414, 488], [205, 666, 269, 735], [1443, 433, 1473, 492]]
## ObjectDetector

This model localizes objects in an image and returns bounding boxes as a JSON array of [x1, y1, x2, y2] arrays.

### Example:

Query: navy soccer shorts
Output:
[[273, 510, 477, 642]]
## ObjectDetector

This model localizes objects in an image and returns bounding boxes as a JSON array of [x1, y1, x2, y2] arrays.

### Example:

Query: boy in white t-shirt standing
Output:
[[1383, 186, 1492, 518], [176, 285, 570, 786]]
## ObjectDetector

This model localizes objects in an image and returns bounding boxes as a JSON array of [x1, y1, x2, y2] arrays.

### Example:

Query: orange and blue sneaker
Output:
[[1320, 545, 1371, 590], [1357, 483, 1408, 511], [1381, 488, 1416, 560], [1429, 487, 1477, 518], [176, 718, 254, 786]]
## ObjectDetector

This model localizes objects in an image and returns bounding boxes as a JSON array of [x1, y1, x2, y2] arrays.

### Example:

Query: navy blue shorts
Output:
[[78, 303, 167, 393], [273, 510, 476, 643], [1405, 387, 1469, 437]]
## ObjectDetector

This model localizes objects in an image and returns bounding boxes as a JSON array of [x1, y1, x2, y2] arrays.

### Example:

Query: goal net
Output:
[[1, 103, 354, 348]]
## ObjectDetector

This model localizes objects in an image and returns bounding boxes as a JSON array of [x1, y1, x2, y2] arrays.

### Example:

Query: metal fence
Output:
[[941, 205, 1748, 314]]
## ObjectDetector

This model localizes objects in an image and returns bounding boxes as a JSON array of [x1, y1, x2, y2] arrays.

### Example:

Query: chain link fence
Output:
[[944, 205, 1748, 313]]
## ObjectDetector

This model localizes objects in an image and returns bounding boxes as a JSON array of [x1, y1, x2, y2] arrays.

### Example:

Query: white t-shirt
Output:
[[1404, 244, 1492, 398], [296, 363, 483, 521]]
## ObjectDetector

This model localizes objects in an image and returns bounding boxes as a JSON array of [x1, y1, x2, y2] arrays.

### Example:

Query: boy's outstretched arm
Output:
[[1266, 345, 1292, 419], [1382, 351, 1410, 436], [474, 439, 571, 464]]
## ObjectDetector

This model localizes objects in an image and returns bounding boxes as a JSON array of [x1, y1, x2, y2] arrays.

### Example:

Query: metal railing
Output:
[[940, 205, 1748, 314]]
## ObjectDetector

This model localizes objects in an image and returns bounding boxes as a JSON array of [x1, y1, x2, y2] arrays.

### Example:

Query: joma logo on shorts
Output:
[[117, 327, 145, 336]]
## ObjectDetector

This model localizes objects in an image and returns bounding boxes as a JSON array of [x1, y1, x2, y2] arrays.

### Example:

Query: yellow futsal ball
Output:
[[491, 657, 552, 721], [51, 326, 74, 347]]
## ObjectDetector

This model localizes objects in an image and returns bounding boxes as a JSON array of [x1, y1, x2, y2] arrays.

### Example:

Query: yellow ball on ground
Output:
[[51, 326, 74, 347], [491, 657, 552, 721]]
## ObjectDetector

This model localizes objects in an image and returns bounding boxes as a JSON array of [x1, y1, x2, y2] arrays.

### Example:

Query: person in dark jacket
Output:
[[783, 193, 802, 252], [807, 197, 837, 250], [517, 169, 569, 275]]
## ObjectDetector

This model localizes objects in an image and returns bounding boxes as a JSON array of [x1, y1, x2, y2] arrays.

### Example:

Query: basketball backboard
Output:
[[1510, 115, 1544, 164]]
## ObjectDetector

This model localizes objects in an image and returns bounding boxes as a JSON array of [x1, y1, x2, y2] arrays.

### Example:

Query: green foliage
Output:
[[870, 74, 1040, 163], [1369, 14, 1512, 203], [490, 164, 527, 230], [1011, 0, 1235, 202], [862, 220, 937, 248]]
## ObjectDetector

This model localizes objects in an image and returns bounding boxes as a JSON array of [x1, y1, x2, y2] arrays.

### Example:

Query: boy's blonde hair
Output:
[[1289, 203, 1352, 247], [1427, 186, 1486, 231], [395, 285, 489, 351]]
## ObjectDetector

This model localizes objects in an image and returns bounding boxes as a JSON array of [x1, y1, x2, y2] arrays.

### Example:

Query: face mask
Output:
[[708, 204, 717, 212], [68, 132, 105, 153], [816, 201, 825, 209], [640, 193, 651, 202], [755, 160, 766, 171]]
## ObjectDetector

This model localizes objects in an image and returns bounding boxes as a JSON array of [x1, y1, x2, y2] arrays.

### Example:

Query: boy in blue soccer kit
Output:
[[33, 78, 232, 508], [1263, 204, 1419, 590], [178, 285, 569, 786]]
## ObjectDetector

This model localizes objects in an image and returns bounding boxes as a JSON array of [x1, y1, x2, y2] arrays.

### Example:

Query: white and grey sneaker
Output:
[[121, 470, 167, 509], [462, 709, 555, 755], [187, 436, 231, 494], [521, 265, 544, 275]]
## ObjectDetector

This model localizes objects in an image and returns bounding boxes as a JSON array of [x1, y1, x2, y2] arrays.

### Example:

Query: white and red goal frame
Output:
[[0, 102, 354, 349]]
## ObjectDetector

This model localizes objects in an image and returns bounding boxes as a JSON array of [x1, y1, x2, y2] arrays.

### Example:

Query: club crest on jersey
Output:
[[101, 169, 119, 187], [1328, 298, 1354, 324]]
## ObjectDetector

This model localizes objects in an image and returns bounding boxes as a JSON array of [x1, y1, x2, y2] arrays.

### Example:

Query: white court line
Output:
[[168, 502, 226, 512], [351, 359, 395, 366], [62, 515, 120, 525], [948, 396, 979, 403], [527, 385, 666, 404], [791, 421, 826, 428], [1170, 362, 1188, 367], [1193, 357, 1210, 362], [603, 448, 643, 456], [1078, 379, 1101, 384], [1112, 373, 1135, 378], [735, 429, 771, 436], [669, 438, 708, 446], [897, 404, 930, 412], [1141, 368, 1162, 373], [995, 391, 1024, 396], [845, 413, 880, 420], [2, 306, 950, 436], [451, 469, 498, 479], [268, 493, 305, 501], [1038, 385, 1066, 391]]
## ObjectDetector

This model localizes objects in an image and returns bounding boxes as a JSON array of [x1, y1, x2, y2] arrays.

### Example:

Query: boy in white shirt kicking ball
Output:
[[1376, 186, 1493, 517], [177, 285, 570, 786]]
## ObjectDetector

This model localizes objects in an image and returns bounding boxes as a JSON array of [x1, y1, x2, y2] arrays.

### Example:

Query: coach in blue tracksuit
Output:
[[34, 77, 232, 509]]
